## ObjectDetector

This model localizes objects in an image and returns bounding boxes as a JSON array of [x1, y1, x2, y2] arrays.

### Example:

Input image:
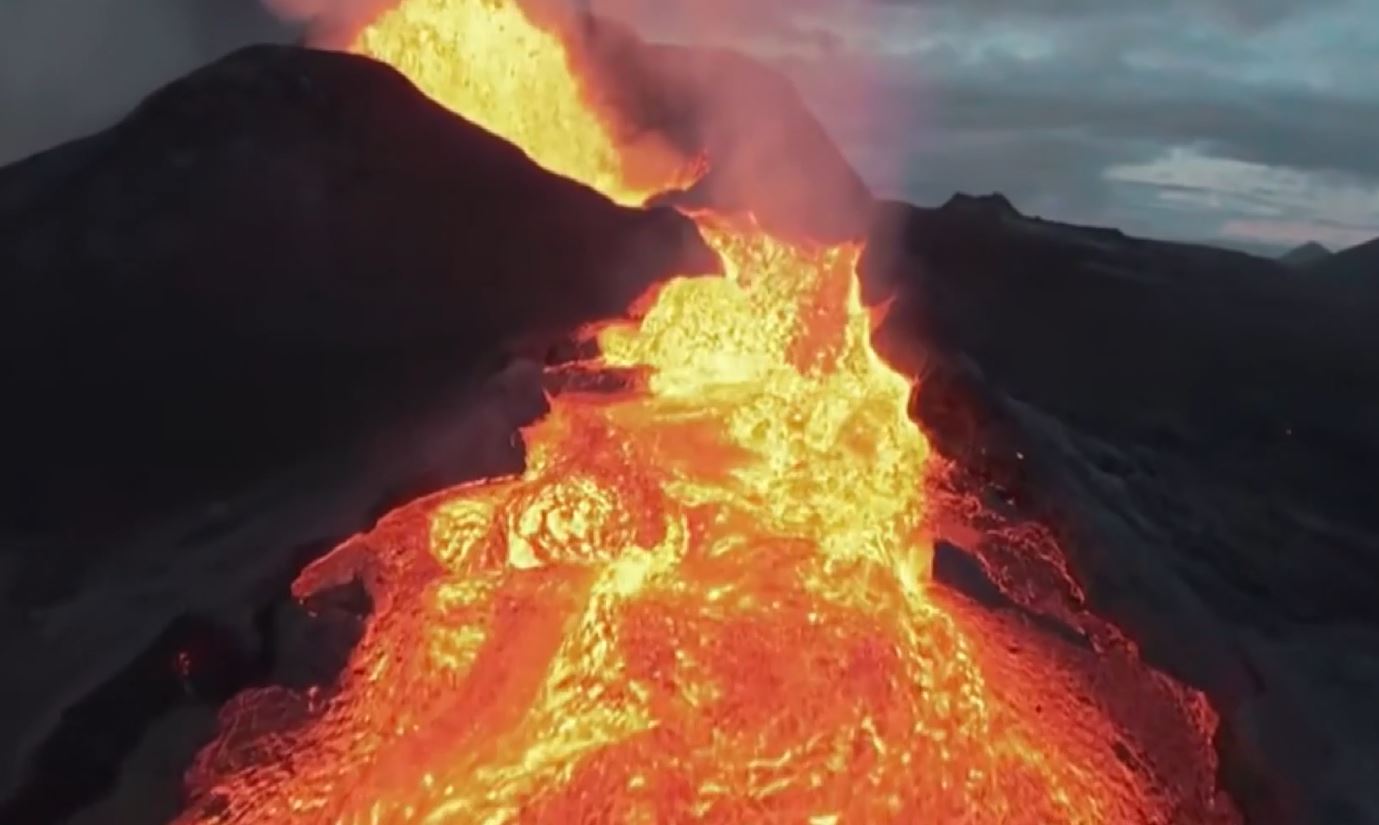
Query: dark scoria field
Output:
[[1, 29, 1378, 825]]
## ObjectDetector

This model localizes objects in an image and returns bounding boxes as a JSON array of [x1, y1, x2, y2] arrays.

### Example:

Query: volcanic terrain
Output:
[[0, 4, 1376, 825]]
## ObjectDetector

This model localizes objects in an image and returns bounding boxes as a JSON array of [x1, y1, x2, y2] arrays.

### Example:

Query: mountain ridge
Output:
[[1280, 240, 1332, 266], [1312, 235, 1379, 280]]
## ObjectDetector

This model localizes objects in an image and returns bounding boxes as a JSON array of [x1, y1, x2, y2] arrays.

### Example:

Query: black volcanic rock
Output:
[[0, 612, 263, 825], [866, 200, 1379, 823], [1313, 235, 1379, 281], [865, 197, 1374, 455], [0, 44, 716, 531]]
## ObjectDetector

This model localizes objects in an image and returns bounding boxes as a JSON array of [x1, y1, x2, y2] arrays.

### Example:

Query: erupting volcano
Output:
[[176, 1, 1238, 822]]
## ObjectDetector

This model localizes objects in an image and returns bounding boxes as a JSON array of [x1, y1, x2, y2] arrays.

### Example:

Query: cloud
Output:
[[0, 0, 293, 165], [603, 0, 1379, 249], [1107, 149, 1379, 248], [884, 0, 1326, 29], [1219, 219, 1376, 250]]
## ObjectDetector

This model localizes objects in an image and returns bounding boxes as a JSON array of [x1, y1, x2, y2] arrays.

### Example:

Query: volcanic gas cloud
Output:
[[177, 1, 1240, 822]]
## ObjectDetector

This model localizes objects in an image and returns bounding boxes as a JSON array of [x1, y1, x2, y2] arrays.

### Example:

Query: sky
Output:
[[1, 0, 1376, 253]]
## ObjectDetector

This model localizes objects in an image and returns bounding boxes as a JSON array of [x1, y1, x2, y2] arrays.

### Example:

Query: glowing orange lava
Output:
[[352, 0, 694, 206], [178, 2, 1238, 822]]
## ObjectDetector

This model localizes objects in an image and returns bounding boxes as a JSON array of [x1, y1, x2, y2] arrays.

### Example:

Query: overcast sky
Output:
[[2, 0, 1376, 253]]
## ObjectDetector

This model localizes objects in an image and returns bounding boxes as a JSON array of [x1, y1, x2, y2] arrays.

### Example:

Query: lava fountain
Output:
[[178, 1, 1238, 822]]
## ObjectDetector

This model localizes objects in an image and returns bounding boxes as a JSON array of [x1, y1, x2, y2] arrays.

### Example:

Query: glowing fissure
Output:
[[179, 1, 1235, 822]]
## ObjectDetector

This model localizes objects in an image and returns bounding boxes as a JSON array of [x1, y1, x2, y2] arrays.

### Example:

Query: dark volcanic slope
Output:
[[869, 195, 1379, 480], [0, 44, 715, 533], [866, 196, 1379, 824], [1279, 241, 1332, 269], [1314, 236, 1379, 282]]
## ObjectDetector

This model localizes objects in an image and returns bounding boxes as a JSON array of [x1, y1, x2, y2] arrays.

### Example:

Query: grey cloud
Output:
[[875, 0, 1330, 29], [0, 0, 293, 165], [584, 0, 1379, 246], [765, 0, 1379, 247], [602, 0, 1379, 183], [885, 77, 1379, 183]]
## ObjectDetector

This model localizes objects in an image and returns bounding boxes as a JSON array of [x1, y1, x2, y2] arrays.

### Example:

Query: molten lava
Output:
[[353, 0, 694, 206], [179, 1, 1237, 822]]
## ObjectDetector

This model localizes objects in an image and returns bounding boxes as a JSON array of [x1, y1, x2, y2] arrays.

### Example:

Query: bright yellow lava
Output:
[[178, 1, 1236, 823], [354, 0, 691, 205]]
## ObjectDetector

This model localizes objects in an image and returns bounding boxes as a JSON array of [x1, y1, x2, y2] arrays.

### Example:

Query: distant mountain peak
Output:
[[1312, 235, 1379, 280], [941, 192, 1021, 218], [1279, 241, 1332, 269]]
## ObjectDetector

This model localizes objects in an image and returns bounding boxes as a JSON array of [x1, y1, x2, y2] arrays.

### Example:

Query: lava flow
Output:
[[178, 1, 1237, 822]]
